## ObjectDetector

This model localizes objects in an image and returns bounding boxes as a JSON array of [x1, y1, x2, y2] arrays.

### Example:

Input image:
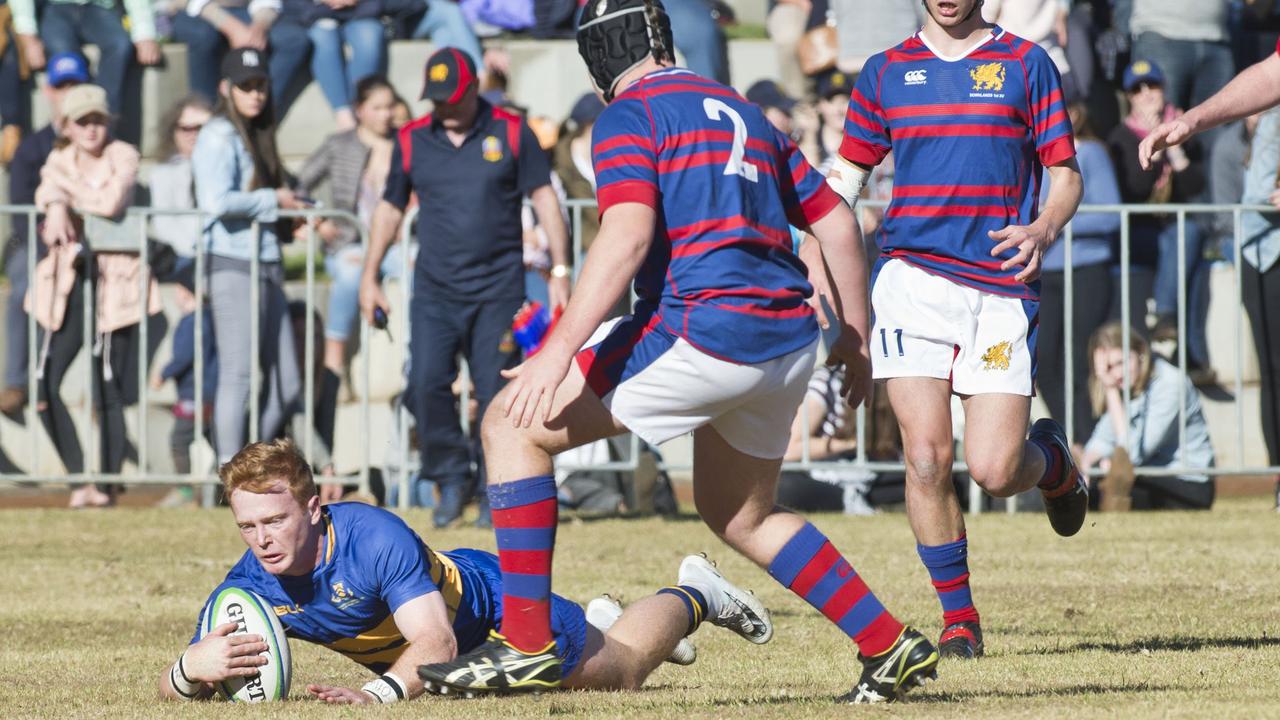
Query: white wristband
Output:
[[170, 653, 201, 700], [825, 160, 870, 209], [361, 672, 407, 703]]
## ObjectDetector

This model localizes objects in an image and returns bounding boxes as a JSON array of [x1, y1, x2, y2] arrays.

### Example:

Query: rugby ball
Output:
[[197, 587, 292, 702]]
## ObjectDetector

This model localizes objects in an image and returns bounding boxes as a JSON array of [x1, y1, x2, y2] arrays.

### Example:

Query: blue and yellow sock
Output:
[[657, 585, 709, 636]]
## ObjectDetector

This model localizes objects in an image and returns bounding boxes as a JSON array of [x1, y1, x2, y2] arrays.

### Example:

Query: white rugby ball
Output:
[[198, 587, 292, 702]]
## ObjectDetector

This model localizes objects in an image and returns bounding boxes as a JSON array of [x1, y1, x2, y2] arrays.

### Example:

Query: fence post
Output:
[[137, 211, 150, 480], [26, 210, 38, 477], [249, 221, 261, 445]]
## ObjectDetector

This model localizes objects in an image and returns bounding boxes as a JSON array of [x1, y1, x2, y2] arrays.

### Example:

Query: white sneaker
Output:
[[678, 554, 773, 645], [585, 594, 697, 666]]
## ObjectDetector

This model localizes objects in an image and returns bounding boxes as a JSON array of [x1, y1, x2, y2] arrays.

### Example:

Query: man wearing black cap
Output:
[[359, 46, 571, 529]]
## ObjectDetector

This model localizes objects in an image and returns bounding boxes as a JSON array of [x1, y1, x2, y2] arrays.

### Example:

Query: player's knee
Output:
[[479, 396, 513, 450], [967, 454, 1021, 497], [903, 442, 953, 490]]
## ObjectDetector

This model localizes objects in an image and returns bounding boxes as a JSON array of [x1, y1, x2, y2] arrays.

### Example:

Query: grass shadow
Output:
[[1028, 634, 1280, 656], [912, 680, 1176, 703]]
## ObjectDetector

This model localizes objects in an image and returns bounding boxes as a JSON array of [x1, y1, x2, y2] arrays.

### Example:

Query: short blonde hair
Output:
[[1087, 322, 1153, 417], [219, 439, 316, 505]]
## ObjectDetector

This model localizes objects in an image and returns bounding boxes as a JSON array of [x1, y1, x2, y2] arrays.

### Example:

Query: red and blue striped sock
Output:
[[1032, 438, 1070, 495], [491, 474, 558, 654], [657, 585, 709, 636], [917, 536, 979, 627], [767, 522, 904, 657]]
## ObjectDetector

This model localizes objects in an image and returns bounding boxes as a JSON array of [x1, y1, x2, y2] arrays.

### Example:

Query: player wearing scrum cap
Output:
[[418, 0, 939, 704], [157, 440, 765, 704]]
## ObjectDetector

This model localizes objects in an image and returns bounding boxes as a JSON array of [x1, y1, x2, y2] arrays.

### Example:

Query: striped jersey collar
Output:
[[915, 25, 1005, 62], [617, 67, 699, 99]]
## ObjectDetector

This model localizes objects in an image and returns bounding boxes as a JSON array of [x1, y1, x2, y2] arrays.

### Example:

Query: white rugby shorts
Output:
[[575, 316, 819, 460], [870, 258, 1038, 396]]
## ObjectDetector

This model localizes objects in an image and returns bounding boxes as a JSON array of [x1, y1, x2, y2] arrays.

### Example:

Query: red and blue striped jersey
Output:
[[592, 68, 841, 364], [840, 27, 1075, 299]]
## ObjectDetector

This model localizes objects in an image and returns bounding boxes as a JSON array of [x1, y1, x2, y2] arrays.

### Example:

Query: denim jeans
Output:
[[1131, 32, 1234, 152], [171, 10, 311, 115], [308, 17, 386, 113], [1148, 219, 1210, 366], [411, 0, 483, 69], [664, 0, 728, 83], [3, 240, 31, 389], [323, 242, 404, 342], [0, 37, 30, 131], [39, 4, 132, 112]]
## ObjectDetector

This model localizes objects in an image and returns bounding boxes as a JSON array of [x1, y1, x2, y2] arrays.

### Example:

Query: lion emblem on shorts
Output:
[[970, 62, 1006, 92], [981, 341, 1012, 371]]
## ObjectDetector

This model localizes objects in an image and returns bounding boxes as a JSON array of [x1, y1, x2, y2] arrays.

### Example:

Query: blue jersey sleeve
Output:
[[1022, 42, 1075, 167], [365, 515, 440, 614], [591, 98, 659, 217], [839, 55, 892, 168], [771, 125, 841, 230]]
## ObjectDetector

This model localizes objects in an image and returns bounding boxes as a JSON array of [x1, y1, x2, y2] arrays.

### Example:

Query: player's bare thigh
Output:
[[560, 625, 615, 690], [481, 359, 629, 482], [959, 392, 1032, 494]]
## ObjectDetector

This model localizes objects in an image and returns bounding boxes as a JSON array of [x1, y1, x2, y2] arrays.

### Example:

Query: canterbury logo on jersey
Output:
[[904, 69, 927, 86]]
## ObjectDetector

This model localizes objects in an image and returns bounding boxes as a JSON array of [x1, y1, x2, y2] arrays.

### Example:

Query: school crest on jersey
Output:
[[981, 341, 1012, 371], [482, 135, 503, 162], [330, 581, 362, 611], [969, 62, 1006, 93]]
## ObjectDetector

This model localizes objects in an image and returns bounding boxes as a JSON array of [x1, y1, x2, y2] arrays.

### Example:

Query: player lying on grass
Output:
[[158, 439, 771, 704]]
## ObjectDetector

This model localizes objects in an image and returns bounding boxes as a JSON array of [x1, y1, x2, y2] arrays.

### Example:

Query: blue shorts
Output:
[[454, 549, 588, 677]]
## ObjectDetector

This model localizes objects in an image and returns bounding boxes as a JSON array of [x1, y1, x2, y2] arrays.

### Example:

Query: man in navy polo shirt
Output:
[[360, 47, 571, 528]]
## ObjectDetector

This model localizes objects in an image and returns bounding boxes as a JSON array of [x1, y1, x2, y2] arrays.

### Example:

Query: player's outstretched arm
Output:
[[1140, 53, 1280, 170], [158, 622, 268, 701], [500, 202, 656, 427], [307, 592, 456, 704], [808, 202, 872, 409], [989, 157, 1082, 283]]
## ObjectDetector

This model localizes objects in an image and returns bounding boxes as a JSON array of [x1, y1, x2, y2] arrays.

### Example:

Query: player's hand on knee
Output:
[[184, 622, 269, 681], [500, 350, 571, 428], [307, 684, 374, 704], [988, 223, 1048, 283]]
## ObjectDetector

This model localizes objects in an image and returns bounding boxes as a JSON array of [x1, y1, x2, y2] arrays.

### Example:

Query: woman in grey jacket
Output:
[[192, 48, 307, 463], [296, 75, 404, 376]]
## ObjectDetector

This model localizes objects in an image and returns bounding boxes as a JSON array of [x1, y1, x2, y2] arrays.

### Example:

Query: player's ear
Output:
[[305, 493, 322, 523]]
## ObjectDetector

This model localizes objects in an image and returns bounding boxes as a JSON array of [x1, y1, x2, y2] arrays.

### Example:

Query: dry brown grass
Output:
[[2, 498, 1279, 719]]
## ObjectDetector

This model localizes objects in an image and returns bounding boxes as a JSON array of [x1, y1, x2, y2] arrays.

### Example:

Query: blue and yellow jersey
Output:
[[191, 503, 504, 673]]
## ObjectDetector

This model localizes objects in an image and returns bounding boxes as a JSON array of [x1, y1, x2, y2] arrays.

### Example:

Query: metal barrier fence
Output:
[[1, 200, 1277, 513]]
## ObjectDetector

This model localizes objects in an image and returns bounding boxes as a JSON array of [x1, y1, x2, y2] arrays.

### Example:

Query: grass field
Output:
[[3, 498, 1279, 719]]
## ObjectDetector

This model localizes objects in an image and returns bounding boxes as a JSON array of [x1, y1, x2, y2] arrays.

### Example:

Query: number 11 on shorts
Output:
[[880, 328, 904, 357]]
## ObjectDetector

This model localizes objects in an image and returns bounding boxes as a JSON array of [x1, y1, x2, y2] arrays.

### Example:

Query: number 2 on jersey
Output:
[[702, 98, 759, 183]]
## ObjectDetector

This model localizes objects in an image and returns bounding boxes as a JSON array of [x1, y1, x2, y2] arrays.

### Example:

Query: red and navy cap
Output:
[[421, 47, 477, 104]]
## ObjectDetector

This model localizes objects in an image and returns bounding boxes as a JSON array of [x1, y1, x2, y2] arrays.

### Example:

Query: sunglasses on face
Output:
[[176, 123, 205, 133], [74, 115, 108, 127], [234, 79, 269, 94]]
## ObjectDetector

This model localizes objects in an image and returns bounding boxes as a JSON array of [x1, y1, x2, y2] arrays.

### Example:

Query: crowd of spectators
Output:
[[2, 0, 1280, 514]]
